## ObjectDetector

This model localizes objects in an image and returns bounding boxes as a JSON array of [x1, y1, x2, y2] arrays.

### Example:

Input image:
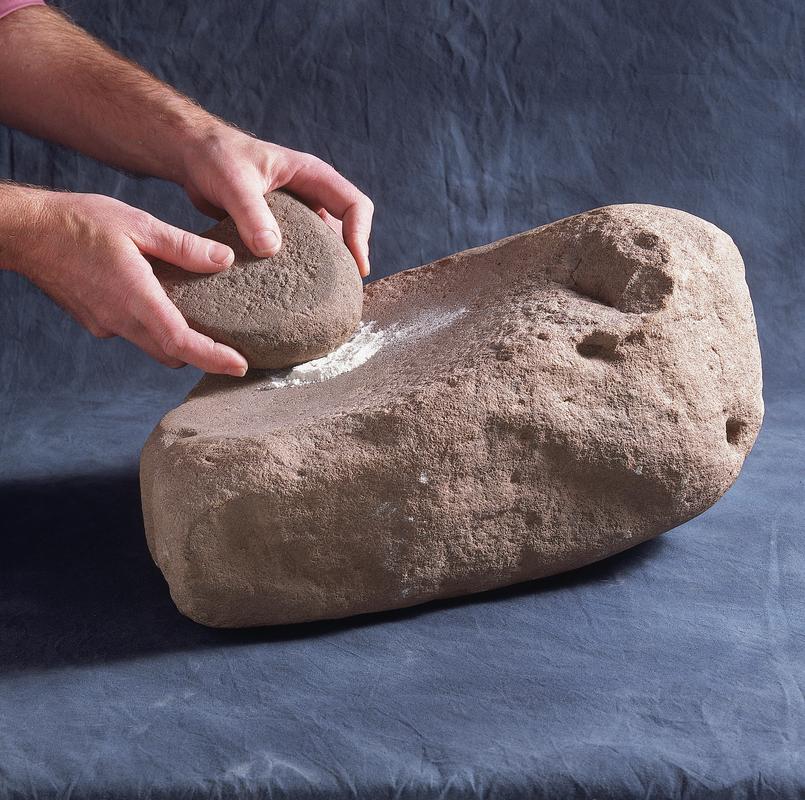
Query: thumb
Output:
[[223, 179, 282, 258]]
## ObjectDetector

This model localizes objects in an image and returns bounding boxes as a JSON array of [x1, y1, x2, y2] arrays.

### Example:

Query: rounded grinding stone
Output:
[[151, 190, 364, 369]]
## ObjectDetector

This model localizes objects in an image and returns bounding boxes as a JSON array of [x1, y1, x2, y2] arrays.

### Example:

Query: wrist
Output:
[[170, 114, 233, 187], [0, 184, 51, 276]]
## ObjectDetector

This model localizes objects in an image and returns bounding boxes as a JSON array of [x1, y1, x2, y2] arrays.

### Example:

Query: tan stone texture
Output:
[[152, 190, 363, 369], [141, 204, 763, 628]]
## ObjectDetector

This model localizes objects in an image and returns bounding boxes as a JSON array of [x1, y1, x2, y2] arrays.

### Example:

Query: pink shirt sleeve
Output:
[[0, 0, 44, 20]]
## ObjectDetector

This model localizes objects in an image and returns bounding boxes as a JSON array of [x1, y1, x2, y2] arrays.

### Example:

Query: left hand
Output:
[[179, 124, 374, 277]]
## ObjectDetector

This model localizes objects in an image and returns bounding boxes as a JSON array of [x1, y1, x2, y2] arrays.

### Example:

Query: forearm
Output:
[[0, 5, 374, 273], [0, 5, 219, 183]]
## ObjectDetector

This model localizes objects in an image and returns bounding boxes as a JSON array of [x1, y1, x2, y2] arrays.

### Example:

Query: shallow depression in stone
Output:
[[257, 308, 468, 391]]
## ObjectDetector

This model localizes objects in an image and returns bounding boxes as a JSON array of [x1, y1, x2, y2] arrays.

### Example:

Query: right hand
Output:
[[7, 188, 249, 376], [178, 123, 374, 276]]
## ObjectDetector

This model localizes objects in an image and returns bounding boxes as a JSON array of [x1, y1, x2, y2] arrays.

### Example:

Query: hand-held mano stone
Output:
[[141, 204, 763, 628], [152, 190, 363, 369]]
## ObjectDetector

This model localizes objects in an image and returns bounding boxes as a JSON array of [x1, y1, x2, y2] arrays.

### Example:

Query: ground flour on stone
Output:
[[261, 322, 388, 389], [261, 308, 466, 390]]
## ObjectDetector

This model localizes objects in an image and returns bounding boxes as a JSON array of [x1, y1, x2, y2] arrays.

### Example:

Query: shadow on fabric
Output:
[[0, 471, 667, 673]]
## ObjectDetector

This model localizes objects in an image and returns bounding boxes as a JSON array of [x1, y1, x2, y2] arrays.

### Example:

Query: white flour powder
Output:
[[260, 308, 466, 391], [261, 322, 388, 390]]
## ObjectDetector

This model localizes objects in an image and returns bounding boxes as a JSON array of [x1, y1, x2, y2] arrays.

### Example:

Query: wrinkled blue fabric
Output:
[[0, 1, 803, 798]]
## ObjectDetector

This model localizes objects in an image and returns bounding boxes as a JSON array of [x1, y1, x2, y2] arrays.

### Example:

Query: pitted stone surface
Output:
[[152, 190, 363, 369], [141, 204, 764, 628]]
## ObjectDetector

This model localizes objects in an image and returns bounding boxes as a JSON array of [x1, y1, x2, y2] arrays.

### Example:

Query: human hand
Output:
[[179, 124, 374, 277], [6, 187, 249, 376]]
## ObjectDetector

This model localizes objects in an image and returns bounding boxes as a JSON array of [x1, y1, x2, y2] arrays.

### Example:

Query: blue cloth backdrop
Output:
[[0, 1, 803, 798]]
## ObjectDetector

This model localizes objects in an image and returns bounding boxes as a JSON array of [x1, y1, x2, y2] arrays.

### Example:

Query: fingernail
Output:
[[209, 242, 234, 266], [253, 229, 280, 256], [229, 363, 247, 378]]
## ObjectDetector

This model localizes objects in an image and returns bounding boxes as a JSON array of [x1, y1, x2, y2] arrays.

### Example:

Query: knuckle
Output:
[[349, 199, 374, 234], [321, 162, 342, 182], [130, 209, 155, 232], [178, 230, 198, 261], [160, 328, 186, 359], [255, 147, 279, 177], [85, 193, 113, 209], [124, 210, 160, 245], [306, 154, 327, 171], [293, 150, 318, 167], [296, 153, 328, 179], [267, 147, 299, 185]]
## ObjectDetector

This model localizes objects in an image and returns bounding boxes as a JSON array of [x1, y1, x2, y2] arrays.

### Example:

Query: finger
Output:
[[120, 321, 186, 369], [318, 208, 343, 237], [221, 176, 282, 258], [284, 160, 373, 277], [130, 272, 249, 376], [130, 215, 234, 274], [341, 200, 373, 278]]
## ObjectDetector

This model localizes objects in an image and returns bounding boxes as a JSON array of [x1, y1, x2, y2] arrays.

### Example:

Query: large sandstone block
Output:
[[141, 204, 763, 628], [152, 190, 363, 369]]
